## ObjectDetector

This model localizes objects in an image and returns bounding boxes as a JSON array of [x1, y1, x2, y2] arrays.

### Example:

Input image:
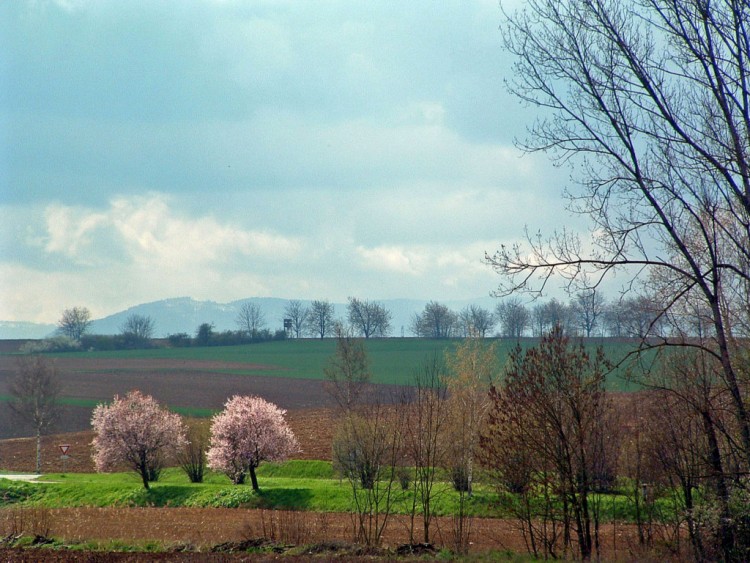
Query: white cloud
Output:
[[4, 195, 303, 318], [107, 195, 301, 267], [355, 245, 425, 275], [42, 205, 108, 261]]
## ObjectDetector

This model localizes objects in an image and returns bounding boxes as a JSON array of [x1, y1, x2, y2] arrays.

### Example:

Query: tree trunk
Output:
[[713, 304, 750, 471], [702, 410, 732, 560], [249, 465, 259, 491], [139, 460, 150, 490], [35, 430, 41, 474], [681, 479, 705, 562]]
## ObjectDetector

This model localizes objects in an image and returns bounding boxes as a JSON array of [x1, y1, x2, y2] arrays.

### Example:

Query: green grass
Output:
[[0, 465, 454, 514], [0, 395, 219, 418], [0, 460, 672, 523], [0, 462, 496, 516], [41, 337, 645, 390]]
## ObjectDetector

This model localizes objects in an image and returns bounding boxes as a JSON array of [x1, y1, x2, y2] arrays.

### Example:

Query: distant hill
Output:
[[1, 296, 500, 339], [89, 297, 298, 337]]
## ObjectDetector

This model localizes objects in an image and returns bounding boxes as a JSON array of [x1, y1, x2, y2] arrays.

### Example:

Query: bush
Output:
[[450, 465, 470, 493], [168, 333, 191, 347], [20, 337, 79, 354], [396, 466, 411, 491], [178, 418, 210, 483]]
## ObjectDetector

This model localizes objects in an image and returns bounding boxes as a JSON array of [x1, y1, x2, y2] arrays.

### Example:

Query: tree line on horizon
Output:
[[24, 290, 704, 354]]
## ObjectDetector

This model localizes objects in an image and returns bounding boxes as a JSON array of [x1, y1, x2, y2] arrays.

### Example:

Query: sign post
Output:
[[59, 444, 70, 474]]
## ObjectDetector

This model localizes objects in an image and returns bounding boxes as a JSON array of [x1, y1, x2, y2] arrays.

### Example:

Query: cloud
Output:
[[0, 1, 593, 322], [37, 195, 302, 268], [356, 245, 425, 275], [109, 195, 301, 265], [42, 205, 108, 260], [0, 195, 306, 321]]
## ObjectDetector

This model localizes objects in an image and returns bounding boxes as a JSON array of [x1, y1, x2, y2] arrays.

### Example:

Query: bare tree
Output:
[[495, 297, 530, 339], [443, 338, 498, 496], [347, 297, 392, 338], [530, 299, 570, 336], [283, 300, 309, 339], [442, 338, 498, 553], [638, 350, 742, 560], [570, 291, 605, 337], [458, 304, 496, 338], [58, 306, 91, 341], [410, 301, 457, 338], [324, 328, 371, 411], [332, 401, 403, 546], [481, 328, 613, 560], [9, 356, 62, 473], [235, 302, 266, 338], [325, 331, 402, 546], [401, 353, 449, 544], [177, 418, 210, 483], [486, 0, 750, 473], [603, 296, 664, 338], [602, 301, 626, 338], [120, 313, 155, 346], [621, 296, 664, 338], [306, 299, 335, 339]]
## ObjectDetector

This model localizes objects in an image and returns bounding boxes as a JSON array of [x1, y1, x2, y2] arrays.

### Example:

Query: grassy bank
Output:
[[0, 460, 673, 523]]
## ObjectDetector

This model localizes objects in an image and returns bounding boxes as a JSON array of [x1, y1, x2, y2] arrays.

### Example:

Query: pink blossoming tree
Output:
[[91, 390, 186, 489], [207, 395, 299, 489]]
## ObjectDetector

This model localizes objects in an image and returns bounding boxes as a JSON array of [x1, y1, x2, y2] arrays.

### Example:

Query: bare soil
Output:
[[0, 506, 666, 560], [0, 354, 340, 440], [0, 408, 336, 473]]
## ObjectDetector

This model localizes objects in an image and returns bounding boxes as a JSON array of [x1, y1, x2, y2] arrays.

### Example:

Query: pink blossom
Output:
[[91, 390, 186, 489], [207, 395, 299, 489]]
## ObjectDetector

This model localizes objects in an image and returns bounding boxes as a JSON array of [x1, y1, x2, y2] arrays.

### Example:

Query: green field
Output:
[[0, 463, 494, 516], [43, 337, 649, 391], [0, 461, 661, 522]]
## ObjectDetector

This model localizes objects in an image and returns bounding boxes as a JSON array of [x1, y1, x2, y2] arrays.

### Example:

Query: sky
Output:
[[0, 0, 581, 324]]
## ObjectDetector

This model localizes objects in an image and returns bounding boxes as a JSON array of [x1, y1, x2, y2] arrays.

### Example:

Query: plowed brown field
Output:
[[0, 408, 336, 473], [0, 353, 342, 440], [0, 506, 660, 559]]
